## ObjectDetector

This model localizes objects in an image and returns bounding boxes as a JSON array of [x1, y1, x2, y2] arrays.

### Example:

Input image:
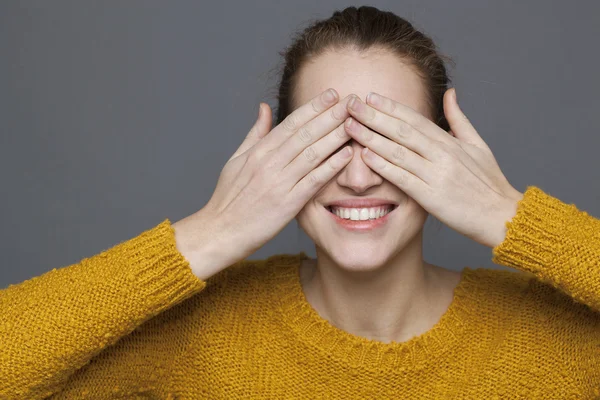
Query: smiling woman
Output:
[[2, 5, 600, 400]]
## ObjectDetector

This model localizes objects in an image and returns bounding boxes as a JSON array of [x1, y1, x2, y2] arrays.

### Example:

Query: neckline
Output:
[[271, 252, 480, 371]]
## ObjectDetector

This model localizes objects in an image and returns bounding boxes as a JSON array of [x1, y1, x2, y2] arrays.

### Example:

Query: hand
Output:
[[174, 89, 355, 279], [343, 88, 524, 249]]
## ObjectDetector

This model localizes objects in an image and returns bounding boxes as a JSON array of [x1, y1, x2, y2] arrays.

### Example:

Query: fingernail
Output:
[[367, 92, 380, 106], [257, 103, 262, 118], [348, 96, 361, 111], [453, 88, 458, 103], [323, 89, 337, 104], [341, 146, 353, 157], [345, 117, 356, 132]]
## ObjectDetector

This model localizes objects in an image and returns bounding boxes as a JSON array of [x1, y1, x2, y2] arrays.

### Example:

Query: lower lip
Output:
[[325, 206, 397, 231]]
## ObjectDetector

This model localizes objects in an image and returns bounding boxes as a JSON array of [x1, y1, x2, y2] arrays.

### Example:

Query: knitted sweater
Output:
[[1, 186, 599, 399]]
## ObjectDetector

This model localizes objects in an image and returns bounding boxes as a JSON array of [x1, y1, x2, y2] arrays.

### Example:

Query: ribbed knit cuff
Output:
[[492, 186, 576, 275], [493, 186, 600, 312], [114, 219, 207, 313]]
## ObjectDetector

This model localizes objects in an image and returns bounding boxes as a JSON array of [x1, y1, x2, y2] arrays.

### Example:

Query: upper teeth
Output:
[[330, 206, 393, 221]]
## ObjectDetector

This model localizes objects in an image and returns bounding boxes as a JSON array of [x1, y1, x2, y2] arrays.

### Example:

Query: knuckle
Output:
[[330, 105, 344, 121], [311, 99, 321, 113], [392, 145, 405, 161], [397, 170, 407, 186], [282, 114, 299, 132], [247, 149, 262, 165], [335, 124, 349, 139], [298, 126, 312, 143], [303, 146, 318, 162], [365, 108, 376, 122], [362, 126, 374, 141], [308, 171, 321, 187], [327, 154, 340, 171], [388, 100, 397, 116], [395, 122, 412, 139]]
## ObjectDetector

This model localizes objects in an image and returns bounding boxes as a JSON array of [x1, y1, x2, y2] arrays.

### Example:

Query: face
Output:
[[293, 47, 433, 272]]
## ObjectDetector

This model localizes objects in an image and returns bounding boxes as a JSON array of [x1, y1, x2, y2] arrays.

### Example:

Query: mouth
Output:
[[324, 204, 399, 218], [322, 203, 398, 231]]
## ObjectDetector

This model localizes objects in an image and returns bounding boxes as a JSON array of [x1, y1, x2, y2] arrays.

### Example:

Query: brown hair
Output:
[[273, 5, 454, 131]]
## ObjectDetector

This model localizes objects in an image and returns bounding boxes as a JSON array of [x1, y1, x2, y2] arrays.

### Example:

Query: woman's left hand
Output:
[[344, 88, 524, 249]]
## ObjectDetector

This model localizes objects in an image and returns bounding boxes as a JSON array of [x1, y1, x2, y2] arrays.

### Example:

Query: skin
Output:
[[292, 47, 463, 344]]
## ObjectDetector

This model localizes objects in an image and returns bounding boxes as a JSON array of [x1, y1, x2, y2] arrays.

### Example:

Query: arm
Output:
[[0, 219, 207, 399], [492, 186, 600, 313]]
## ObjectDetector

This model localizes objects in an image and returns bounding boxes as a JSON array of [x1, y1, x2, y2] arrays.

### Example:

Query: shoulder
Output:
[[136, 253, 302, 334], [460, 266, 533, 305], [205, 252, 302, 292], [468, 266, 600, 375], [178, 252, 303, 316], [466, 266, 600, 324]]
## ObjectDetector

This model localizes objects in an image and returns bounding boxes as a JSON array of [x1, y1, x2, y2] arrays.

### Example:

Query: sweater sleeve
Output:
[[492, 185, 600, 313], [0, 219, 207, 400]]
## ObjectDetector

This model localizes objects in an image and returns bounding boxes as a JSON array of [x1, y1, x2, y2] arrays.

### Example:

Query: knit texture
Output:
[[1, 185, 599, 399]]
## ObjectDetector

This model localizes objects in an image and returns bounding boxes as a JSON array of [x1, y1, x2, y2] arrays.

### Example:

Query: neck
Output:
[[301, 233, 448, 344]]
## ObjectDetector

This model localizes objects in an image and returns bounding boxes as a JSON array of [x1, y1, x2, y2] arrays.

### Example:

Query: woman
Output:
[[2, 5, 599, 399]]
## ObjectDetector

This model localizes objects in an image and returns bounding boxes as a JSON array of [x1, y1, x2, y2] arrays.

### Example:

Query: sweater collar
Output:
[[271, 252, 480, 371]]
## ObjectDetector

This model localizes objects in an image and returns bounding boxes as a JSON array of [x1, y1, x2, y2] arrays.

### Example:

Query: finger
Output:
[[255, 102, 273, 139], [360, 147, 429, 201], [277, 95, 353, 167], [443, 88, 486, 146], [292, 144, 353, 203], [262, 88, 340, 152], [344, 117, 435, 183], [283, 121, 351, 182], [230, 103, 273, 161], [347, 95, 439, 161], [364, 92, 455, 145]]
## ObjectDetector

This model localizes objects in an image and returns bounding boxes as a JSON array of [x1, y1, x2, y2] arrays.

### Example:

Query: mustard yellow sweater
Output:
[[1, 186, 599, 399]]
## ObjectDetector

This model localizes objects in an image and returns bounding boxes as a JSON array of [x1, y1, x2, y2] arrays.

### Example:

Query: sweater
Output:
[[1, 185, 599, 399]]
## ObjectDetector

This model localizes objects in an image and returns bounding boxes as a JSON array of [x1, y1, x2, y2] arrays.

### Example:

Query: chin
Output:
[[323, 245, 396, 272], [298, 206, 427, 272]]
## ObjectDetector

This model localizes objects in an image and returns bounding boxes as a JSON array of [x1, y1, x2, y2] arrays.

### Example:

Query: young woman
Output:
[[2, 6, 599, 399]]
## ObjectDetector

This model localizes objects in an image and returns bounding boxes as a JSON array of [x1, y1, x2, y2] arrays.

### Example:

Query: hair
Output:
[[273, 5, 454, 132], [275, 5, 453, 234]]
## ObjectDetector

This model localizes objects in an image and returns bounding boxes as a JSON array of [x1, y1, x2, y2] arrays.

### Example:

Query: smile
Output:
[[324, 204, 399, 232]]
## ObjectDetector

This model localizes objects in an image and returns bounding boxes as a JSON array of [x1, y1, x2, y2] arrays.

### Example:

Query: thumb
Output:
[[444, 88, 484, 146], [230, 102, 273, 160], [255, 102, 273, 139]]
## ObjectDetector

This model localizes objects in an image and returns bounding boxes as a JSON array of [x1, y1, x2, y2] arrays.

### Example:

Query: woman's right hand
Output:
[[174, 89, 354, 280]]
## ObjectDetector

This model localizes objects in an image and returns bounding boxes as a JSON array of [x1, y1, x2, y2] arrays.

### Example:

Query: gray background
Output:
[[1, 1, 599, 287]]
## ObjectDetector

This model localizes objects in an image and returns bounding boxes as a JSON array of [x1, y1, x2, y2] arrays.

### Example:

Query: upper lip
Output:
[[324, 199, 399, 208]]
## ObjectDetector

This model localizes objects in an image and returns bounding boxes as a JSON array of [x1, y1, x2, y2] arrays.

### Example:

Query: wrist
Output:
[[489, 192, 523, 249], [172, 209, 227, 281]]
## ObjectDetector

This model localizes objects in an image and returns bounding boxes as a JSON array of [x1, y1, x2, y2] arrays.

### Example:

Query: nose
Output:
[[335, 139, 384, 193]]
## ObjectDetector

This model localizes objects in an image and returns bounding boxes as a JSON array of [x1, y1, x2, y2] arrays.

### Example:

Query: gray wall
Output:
[[1, 1, 599, 287]]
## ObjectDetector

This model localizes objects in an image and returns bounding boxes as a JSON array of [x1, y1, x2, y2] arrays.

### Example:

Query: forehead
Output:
[[293, 47, 430, 117]]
